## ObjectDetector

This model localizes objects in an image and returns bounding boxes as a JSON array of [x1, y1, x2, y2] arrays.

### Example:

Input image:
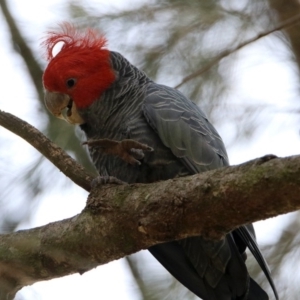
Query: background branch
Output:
[[268, 0, 300, 73], [0, 0, 44, 100], [175, 12, 300, 88]]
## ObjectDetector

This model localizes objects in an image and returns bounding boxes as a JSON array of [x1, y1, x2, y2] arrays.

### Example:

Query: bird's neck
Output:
[[108, 51, 150, 98], [79, 52, 150, 138]]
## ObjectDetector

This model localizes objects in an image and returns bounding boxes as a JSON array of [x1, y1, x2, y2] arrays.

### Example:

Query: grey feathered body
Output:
[[79, 52, 273, 300]]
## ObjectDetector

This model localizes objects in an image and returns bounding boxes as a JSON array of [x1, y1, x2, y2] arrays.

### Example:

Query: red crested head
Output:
[[42, 23, 115, 109]]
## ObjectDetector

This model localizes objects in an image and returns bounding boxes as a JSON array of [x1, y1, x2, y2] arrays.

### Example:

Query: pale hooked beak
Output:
[[44, 90, 84, 125]]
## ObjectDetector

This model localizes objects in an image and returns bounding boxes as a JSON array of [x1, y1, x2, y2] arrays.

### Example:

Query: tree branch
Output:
[[0, 109, 94, 192], [1, 111, 299, 299], [1, 153, 300, 298], [175, 12, 300, 88]]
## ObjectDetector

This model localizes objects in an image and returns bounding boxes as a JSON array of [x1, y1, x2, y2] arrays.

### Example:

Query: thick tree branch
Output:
[[1, 111, 299, 299], [0, 110, 94, 192], [1, 154, 300, 298], [175, 12, 300, 88]]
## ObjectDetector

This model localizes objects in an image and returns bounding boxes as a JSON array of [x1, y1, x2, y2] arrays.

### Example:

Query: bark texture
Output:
[[0, 154, 300, 298]]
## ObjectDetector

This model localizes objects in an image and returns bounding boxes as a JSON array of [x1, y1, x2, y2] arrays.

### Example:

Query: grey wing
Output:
[[142, 82, 229, 174], [143, 82, 275, 299]]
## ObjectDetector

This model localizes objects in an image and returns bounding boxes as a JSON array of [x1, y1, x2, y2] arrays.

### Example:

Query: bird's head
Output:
[[42, 23, 115, 124]]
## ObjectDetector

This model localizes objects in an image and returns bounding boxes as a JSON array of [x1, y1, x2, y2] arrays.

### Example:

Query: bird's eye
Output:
[[66, 78, 76, 88]]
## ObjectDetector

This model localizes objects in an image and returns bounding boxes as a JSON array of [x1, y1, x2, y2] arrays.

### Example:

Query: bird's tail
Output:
[[236, 226, 279, 300]]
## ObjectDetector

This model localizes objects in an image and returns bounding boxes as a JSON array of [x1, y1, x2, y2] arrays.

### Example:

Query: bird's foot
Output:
[[83, 138, 153, 165], [91, 175, 127, 188]]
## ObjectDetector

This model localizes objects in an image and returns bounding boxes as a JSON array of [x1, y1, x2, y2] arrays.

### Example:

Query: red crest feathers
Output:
[[42, 22, 107, 61]]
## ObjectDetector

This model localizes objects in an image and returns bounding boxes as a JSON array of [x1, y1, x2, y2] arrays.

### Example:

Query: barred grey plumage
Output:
[[78, 52, 278, 300]]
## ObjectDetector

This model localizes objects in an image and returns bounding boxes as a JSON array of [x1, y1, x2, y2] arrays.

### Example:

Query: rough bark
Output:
[[0, 154, 300, 298]]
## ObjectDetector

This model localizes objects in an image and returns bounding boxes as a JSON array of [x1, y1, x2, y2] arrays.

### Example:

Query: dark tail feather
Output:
[[236, 226, 279, 300]]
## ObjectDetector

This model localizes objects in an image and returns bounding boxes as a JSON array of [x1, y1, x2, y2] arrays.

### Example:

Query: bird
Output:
[[42, 23, 278, 300]]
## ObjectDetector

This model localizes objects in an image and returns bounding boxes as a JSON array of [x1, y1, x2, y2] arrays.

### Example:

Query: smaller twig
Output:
[[175, 12, 300, 89], [0, 110, 95, 192]]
